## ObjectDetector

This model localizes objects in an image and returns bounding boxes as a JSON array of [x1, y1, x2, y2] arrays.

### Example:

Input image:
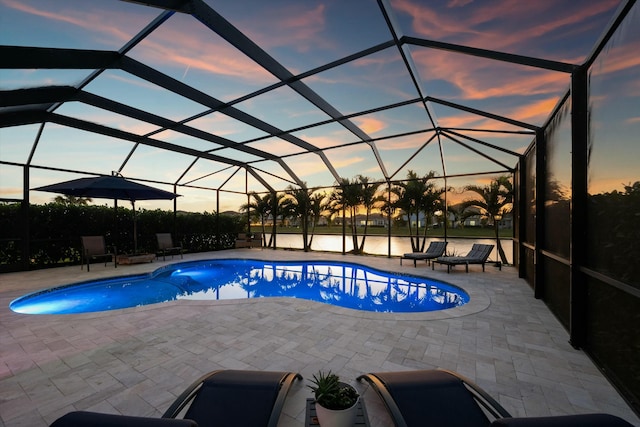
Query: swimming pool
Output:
[[9, 259, 469, 315]]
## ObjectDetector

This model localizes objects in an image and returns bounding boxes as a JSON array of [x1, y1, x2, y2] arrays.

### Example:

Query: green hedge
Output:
[[0, 203, 245, 271]]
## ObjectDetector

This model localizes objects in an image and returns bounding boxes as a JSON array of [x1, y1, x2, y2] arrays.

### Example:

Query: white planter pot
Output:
[[315, 398, 359, 427]]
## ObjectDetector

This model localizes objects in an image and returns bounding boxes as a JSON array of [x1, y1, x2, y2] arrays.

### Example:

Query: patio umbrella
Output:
[[33, 175, 179, 253]]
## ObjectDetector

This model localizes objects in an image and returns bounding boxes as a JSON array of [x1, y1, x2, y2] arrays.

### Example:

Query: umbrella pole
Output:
[[133, 200, 137, 254], [114, 199, 118, 247]]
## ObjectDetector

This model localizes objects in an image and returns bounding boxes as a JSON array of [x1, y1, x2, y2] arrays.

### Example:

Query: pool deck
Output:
[[1, 249, 639, 426]]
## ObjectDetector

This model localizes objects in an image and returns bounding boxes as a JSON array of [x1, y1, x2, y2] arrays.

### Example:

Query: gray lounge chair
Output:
[[357, 369, 633, 427], [50, 370, 302, 427], [400, 241, 447, 267], [235, 233, 251, 248], [250, 232, 263, 248], [81, 235, 117, 272], [492, 414, 633, 426], [432, 243, 496, 273], [156, 233, 183, 261], [51, 412, 196, 427]]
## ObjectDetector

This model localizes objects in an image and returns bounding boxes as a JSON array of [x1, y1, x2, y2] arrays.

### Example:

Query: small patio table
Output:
[[305, 398, 370, 426]]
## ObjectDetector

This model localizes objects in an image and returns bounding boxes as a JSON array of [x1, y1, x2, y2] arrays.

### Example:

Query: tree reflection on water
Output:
[[171, 259, 468, 313]]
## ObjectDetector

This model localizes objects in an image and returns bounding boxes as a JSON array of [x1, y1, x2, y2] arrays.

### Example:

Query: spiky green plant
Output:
[[308, 371, 359, 410]]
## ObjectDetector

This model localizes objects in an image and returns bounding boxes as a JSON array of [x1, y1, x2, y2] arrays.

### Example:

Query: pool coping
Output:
[[170, 257, 490, 321], [5, 255, 490, 321]]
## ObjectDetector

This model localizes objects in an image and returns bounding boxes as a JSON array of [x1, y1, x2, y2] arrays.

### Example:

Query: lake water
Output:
[[261, 234, 513, 265]]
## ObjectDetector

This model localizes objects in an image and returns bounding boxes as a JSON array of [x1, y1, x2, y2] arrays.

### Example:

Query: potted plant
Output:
[[308, 370, 359, 427]]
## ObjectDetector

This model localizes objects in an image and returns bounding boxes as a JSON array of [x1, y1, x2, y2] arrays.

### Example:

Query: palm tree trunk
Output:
[[350, 206, 359, 254], [413, 211, 419, 252], [359, 210, 370, 253], [495, 222, 507, 264], [302, 215, 309, 252], [261, 217, 266, 248], [420, 213, 430, 252], [309, 219, 316, 248], [268, 222, 275, 248], [405, 217, 415, 251]]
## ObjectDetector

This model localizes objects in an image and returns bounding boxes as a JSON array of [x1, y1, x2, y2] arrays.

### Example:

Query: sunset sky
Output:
[[1, 0, 637, 212]]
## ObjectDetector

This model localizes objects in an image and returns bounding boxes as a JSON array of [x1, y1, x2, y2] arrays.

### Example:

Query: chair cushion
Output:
[[50, 411, 198, 427], [375, 370, 491, 427], [184, 370, 284, 427], [491, 414, 633, 426]]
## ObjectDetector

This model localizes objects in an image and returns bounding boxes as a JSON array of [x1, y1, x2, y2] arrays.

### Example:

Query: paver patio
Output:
[[1, 249, 638, 426]]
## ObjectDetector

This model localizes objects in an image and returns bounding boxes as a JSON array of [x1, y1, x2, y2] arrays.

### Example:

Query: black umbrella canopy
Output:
[[33, 175, 179, 201], [33, 175, 180, 254]]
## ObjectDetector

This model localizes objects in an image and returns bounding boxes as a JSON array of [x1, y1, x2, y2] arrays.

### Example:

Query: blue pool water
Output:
[[10, 259, 469, 315]]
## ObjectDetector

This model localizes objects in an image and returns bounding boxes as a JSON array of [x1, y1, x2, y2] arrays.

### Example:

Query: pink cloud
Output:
[[2, 0, 143, 46], [436, 95, 558, 131], [3, 0, 275, 84], [225, 3, 329, 54], [411, 48, 568, 101], [392, 0, 620, 59], [447, 0, 474, 7]]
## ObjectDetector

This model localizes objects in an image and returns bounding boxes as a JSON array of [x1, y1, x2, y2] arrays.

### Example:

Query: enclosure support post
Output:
[[342, 206, 346, 255], [271, 191, 277, 250], [517, 162, 527, 279], [569, 66, 589, 349], [534, 129, 546, 300], [21, 165, 30, 269], [216, 190, 220, 250], [173, 184, 178, 239], [387, 181, 391, 258]]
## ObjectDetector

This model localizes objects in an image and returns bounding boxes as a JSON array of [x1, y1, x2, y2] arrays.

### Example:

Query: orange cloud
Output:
[[282, 152, 353, 179], [353, 117, 388, 134], [591, 41, 640, 77], [377, 132, 438, 151], [411, 48, 569, 101]]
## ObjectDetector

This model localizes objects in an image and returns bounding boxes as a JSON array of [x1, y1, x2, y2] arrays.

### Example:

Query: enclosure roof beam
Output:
[[402, 36, 578, 73], [49, 113, 247, 167]]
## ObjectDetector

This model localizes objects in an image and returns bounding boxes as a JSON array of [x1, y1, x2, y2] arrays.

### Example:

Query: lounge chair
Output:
[[432, 243, 496, 273], [400, 241, 447, 267], [51, 412, 196, 426], [250, 232, 263, 248], [81, 235, 117, 272], [491, 414, 633, 426], [358, 369, 510, 427], [357, 369, 633, 427], [156, 233, 183, 261], [51, 369, 302, 427], [235, 233, 251, 248]]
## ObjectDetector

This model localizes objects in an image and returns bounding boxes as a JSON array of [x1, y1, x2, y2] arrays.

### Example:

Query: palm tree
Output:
[[240, 192, 271, 242], [266, 191, 285, 248], [461, 175, 513, 265], [308, 192, 328, 248], [283, 184, 313, 251], [53, 195, 92, 206], [329, 177, 362, 254], [417, 173, 445, 251], [445, 203, 461, 229], [356, 175, 382, 253], [391, 170, 440, 252]]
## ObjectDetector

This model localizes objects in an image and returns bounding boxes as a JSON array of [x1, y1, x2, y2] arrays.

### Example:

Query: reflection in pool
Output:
[[10, 259, 469, 315]]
